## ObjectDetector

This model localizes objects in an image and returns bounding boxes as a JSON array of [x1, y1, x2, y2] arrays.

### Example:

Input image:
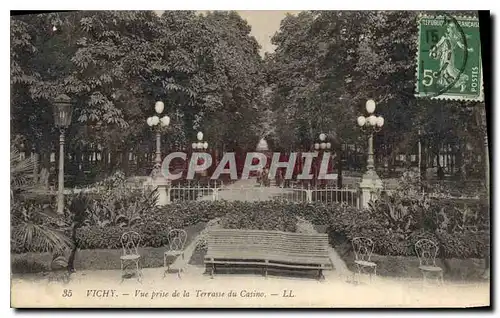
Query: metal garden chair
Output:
[[352, 237, 377, 283], [120, 231, 142, 283], [415, 239, 444, 285], [164, 229, 188, 278]]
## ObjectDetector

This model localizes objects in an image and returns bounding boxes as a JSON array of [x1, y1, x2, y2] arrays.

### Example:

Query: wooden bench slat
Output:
[[209, 237, 328, 243], [209, 229, 326, 237], [208, 244, 328, 250], [209, 233, 328, 238], [204, 229, 332, 279], [208, 240, 329, 245], [206, 252, 331, 264], [208, 236, 329, 242], [206, 252, 329, 260], [209, 237, 329, 242], [206, 258, 331, 267], [206, 260, 331, 270], [208, 243, 328, 246], [208, 241, 329, 246], [207, 248, 328, 256]]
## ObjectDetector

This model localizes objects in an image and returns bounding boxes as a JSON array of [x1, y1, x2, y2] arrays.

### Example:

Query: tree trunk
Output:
[[101, 148, 108, 175], [41, 149, 50, 172], [82, 146, 90, 183], [122, 149, 130, 176], [67, 224, 78, 273], [74, 147, 83, 185], [40, 147, 51, 189], [32, 146, 39, 185]]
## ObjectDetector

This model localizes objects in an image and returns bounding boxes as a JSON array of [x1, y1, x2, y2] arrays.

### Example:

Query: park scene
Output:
[[10, 10, 490, 307]]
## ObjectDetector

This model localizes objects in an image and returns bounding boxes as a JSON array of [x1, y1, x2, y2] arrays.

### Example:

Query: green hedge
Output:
[[76, 201, 297, 249], [220, 201, 297, 232], [75, 200, 228, 249], [13, 197, 488, 260], [74, 200, 488, 258]]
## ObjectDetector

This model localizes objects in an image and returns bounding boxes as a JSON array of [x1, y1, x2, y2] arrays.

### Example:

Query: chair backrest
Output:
[[415, 239, 439, 267], [352, 237, 374, 262], [121, 231, 141, 256], [168, 229, 187, 252]]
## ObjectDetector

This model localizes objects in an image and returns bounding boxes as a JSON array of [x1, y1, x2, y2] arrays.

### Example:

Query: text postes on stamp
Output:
[[415, 14, 483, 101]]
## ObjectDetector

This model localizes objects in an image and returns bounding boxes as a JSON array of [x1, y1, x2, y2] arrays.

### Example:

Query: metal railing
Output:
[[168, 183, 360, 207]]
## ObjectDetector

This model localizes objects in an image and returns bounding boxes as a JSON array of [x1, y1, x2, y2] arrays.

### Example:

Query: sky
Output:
[[154, 10, 302, 55], [232, 10, 302, 54]]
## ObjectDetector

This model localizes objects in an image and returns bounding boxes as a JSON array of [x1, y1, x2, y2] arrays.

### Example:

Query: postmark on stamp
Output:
[[415, 14, 483, 101]]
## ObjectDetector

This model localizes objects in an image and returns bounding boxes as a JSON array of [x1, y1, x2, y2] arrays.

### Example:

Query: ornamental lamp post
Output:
[[313, 133, 332, 187], [192, 132, 209, 177], [52, 94, 73, 214], [357, 99, 385, 207], [191, 141, 209, 150], [146, 101, 170, 179], [192, 131, 209, 151]]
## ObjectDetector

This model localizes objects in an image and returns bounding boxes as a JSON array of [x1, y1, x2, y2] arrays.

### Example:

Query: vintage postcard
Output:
[[10, 10, 490, 308]]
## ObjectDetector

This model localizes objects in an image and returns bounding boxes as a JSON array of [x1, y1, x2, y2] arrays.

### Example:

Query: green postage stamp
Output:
[[415, 14, 483, 101]]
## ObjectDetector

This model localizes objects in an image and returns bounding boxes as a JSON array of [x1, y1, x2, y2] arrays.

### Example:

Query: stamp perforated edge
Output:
[[414, 13, 484, 102]]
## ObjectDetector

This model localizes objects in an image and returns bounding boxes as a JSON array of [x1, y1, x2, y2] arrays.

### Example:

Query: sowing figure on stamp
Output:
[[429, 22, 473, 92]]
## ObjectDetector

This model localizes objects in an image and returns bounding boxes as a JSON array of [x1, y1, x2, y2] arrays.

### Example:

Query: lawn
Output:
[[332, 238, 487, 281], [11, 221, 207, 275]]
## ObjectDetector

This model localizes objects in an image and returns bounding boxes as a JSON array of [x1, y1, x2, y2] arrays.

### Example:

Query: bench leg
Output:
[[317, 269, 325, 281]]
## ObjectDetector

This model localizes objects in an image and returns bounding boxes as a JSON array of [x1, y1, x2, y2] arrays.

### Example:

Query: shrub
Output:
[[82, 185, 159, 228], [285, 202, 334, 225], [353, 172, 490, 259], [11, 258, 49, 274], [12, 193, 488, 261], [11, 200, 70, 254], [76, 226, 124, 249], [296, 216, 317, 234], [141, 200, 230, 230], [70, 201, 228, 250], [76, 221, 172, 250], [221, 201, 297, 232], [437, 230, 488, 259]]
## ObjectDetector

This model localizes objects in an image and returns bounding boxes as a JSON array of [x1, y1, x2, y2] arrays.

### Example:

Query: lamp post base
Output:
[[144, 177, 171, 206], [358, 169, 383, 209]]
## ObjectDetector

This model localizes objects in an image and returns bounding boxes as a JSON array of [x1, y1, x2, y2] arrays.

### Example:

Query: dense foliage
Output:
[[265, 10, 487, 182], [12, 195, 486, 259], [11, 11, 266, 181], [11, 11, 488, 183]]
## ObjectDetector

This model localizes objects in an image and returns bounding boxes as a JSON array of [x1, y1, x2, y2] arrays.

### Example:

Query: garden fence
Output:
[[168, 183, 360, 207]]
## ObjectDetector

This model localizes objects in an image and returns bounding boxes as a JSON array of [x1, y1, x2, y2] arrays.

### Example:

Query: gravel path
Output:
[[198, 178, 296, 202], [11, 266, 489, 307]]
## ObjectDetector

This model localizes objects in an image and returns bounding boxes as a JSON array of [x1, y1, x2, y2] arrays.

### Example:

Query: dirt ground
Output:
[[11, 264, 490, 308]]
